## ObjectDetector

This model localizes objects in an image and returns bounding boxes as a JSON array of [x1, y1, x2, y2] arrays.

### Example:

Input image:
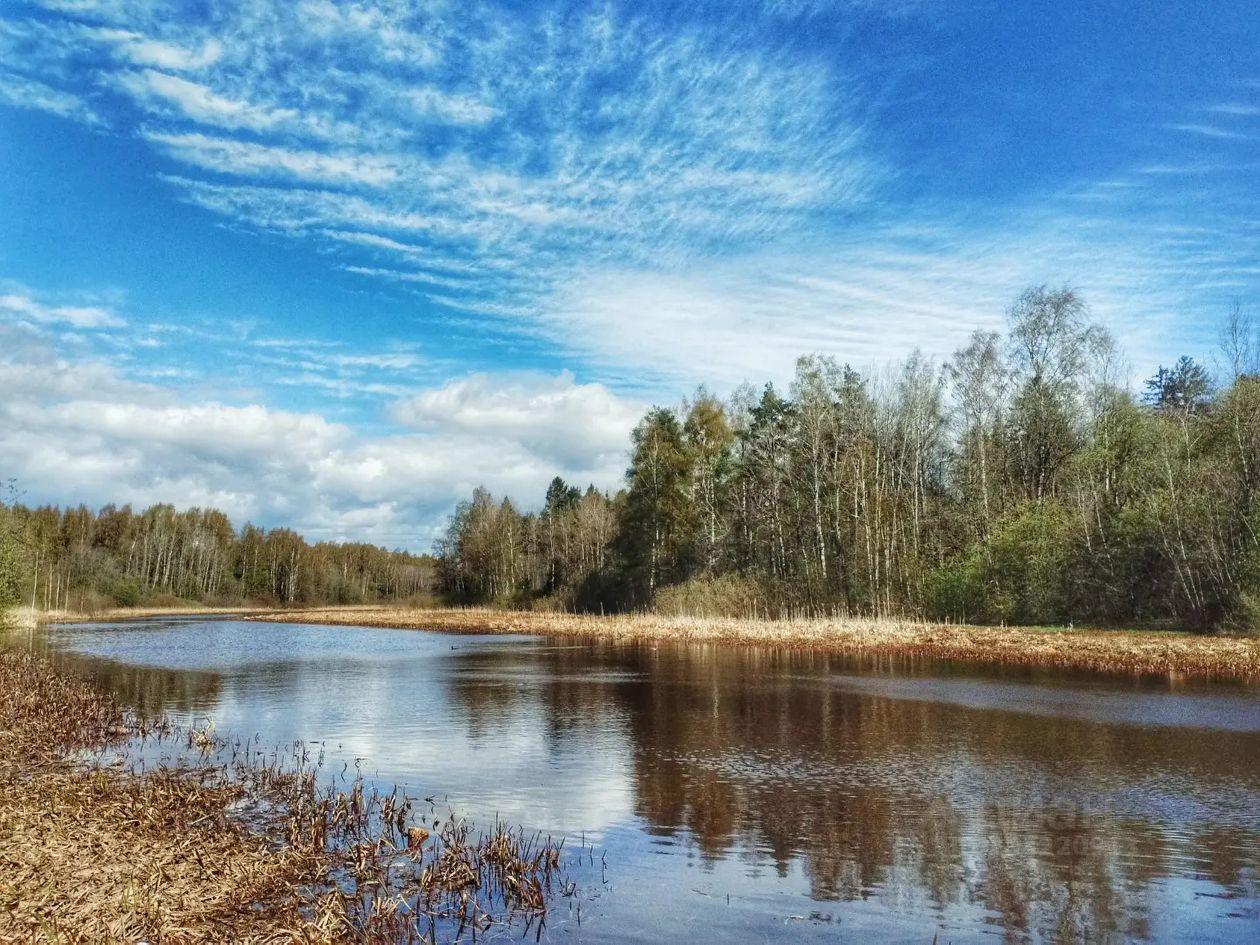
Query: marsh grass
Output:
[[37, 604, 277, 624], [256, 606, 1260, 682], [0, 651, 574, 943]]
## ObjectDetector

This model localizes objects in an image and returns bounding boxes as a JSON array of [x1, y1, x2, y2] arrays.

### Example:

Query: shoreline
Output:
[[0, 650, 327, 939], [30, 604, 293, 624], [0, 648, 569, 942], [252, 606, 1260, 683], [20, 603, 1259, 682]]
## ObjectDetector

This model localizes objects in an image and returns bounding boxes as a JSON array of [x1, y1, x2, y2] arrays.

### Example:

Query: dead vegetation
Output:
[[0, 651, 572, 943], [37, 605, 277, 624], [255, 606, 1260, 682]]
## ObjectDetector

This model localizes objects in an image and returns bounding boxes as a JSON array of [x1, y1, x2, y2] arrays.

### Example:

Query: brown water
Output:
[[16, 617, 1260, 943]]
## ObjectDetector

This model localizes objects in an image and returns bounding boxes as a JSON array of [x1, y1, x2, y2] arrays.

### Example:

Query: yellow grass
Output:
[[255, 606, 1260, 682], [0, 651, 330, 943], [0, 648, 572, 943], [37, 604, 277, 624]]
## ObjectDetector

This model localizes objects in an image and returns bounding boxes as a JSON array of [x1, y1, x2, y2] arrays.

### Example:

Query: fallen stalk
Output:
[[0, 651, 574, 943]]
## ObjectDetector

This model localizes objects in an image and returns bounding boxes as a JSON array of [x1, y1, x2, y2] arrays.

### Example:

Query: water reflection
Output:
[[17, 619, 1260, 943], [448, 641, 1260, 941]]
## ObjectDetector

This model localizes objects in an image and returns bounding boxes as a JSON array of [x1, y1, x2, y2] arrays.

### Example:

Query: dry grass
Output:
[[37, 605, 277, 625], [256, 606, 1260, 682], [0, 651, 572, 943], [0, 651, 325, 943]]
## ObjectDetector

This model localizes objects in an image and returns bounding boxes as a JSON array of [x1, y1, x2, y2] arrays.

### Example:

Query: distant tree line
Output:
[[0, 499, 435, 613], [437, 288, 1260, 632]]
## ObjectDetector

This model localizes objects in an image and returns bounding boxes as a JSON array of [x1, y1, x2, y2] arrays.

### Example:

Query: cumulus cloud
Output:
[[0, 321, 639, 548], [14, 0, 1249, 396], [390, 371, 642, 468], [3, 0, 1257, 485]]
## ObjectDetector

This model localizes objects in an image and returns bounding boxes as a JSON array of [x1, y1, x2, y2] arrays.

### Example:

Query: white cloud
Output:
[[144, 132, 399, 187], [390, 371, 642, 469], [320, 231, 490, 276], [0, 320, 639, 547], [0, 289, 123, 329], [1164, 122, 1252, 141], [116, 70, 297, 132], [0, 71, 103, 125], [13, 1, 878, 302], [543, 202, 1233, 389], [408, 87, 498, 125], [328, 352, 425, 371], [4, 0, 1257, 434], [92, 29, 223, 70], [341, 266, 471, 291], [1207, 103, 1260, 117]]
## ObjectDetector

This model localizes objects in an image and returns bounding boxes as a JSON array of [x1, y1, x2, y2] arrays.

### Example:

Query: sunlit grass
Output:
[[257, 606, 1260, 682], [0, 650, 574, 942]]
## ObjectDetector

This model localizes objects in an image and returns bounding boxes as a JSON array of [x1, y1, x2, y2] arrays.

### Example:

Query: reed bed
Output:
[[256, 606, 1260, 682], [0, 651, 574, 943], [38, 604, 276, 624]]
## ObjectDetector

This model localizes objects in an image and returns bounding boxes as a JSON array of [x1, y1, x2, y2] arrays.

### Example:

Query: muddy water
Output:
[[16, 617, 1260, 943]]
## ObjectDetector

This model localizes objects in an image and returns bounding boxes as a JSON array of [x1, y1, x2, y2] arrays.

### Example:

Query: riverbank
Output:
[[30, 604, 286, 625], [0, 648, 569, 942], [26, 603, 396, 625], [253, 606, 1260, 682], [0, 650, 329, 941]]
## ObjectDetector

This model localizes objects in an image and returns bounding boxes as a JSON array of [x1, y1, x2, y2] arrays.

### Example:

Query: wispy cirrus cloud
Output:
[[4, 0, 1260, 547], [0, 70, 103, 125], [116, 69, 298, 132], [142, 131, 400, 187], [407, 87, 498, 126], [1207, 103, 1260, 117], [1164, 122, 1253, 141], [3, 0, 1259, 404], [0, 285, 123, 329], [4, 1, 877, 291], [90, 28, 223, 71]]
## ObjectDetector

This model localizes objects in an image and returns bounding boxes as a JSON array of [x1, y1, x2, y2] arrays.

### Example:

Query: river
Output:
[[14, 616, 1260, 943]]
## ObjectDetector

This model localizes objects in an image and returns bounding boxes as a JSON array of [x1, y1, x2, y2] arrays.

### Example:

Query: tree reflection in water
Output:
[[21, 623, 1260, 943], [449, 640, 1260, 942]]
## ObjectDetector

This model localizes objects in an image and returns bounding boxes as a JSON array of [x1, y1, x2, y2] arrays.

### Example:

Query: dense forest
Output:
[[2, 286, 1256, 631], [0, 497, 435, 613], [437, 287, 1260, 632]]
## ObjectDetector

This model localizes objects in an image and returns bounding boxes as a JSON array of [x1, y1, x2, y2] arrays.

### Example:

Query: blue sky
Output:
[[2, 0, 1259, 547]]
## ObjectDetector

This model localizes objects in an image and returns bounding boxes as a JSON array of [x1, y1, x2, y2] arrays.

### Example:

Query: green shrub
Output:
[[926, 558, 987, 623], [1230, 591, 1260, 636], [928, 501, 1079, 626], [0, 529, 21, 614], [1228, 498, 1260, 635], [110, 578, 143, 608]]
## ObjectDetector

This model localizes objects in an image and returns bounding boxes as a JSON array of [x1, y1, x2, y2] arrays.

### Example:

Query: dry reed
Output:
[[39, 605, 275, 624], [0, 651, 573, 943], [254, 606, 1260, 682]]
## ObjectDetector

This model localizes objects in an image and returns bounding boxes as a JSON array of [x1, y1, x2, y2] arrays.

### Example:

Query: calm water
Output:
[[15, 617, 1260, 943]]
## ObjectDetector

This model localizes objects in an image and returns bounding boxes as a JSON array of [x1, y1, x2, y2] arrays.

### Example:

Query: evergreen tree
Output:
[[618, 408, 695, 599]]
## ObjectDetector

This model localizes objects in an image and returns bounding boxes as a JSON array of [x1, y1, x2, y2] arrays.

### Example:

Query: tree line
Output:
[[0, 497, 435, 613], [437, 287, 1260, 632]]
